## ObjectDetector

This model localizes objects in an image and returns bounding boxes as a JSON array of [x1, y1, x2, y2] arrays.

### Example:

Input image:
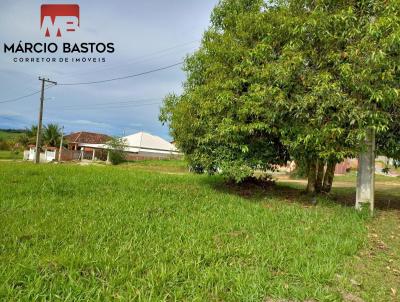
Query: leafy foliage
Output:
[[161, 0, 400, 185], [17, 124, 63, 148], [17, 125, 37, 148], [0, 137, 11, 151], [107, 137, 127, 165], [43, 124, 62, 147]]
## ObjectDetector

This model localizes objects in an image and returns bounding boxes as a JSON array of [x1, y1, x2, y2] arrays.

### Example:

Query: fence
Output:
[[23, 149, 47, 162], [59, 149, 81, 161]]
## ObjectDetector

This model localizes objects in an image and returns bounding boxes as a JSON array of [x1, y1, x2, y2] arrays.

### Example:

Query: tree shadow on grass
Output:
[[207, 178, 316, 207], [329, 186, 400, 211], [207, 177, 400, 211]]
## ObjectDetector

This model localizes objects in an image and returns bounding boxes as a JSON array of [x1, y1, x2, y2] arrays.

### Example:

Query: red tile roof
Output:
[[65, 132, 111, 144]]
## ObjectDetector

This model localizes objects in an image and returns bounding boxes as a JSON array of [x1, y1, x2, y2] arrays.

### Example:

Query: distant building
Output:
[[23, 131, 180, 162], [122, 131, 180, 159], [64, 131, 111, 150], [78, 131, 181, 160]]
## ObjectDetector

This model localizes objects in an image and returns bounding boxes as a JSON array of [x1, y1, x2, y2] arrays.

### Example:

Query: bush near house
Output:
[[107, 137, 127, 165], [0, 130, 25, 151], [0, 138, 11, 151]]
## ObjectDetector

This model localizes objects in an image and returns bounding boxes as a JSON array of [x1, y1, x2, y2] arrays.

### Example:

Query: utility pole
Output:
[[58, 126, 64, 162], [35, 77, 57, 164]]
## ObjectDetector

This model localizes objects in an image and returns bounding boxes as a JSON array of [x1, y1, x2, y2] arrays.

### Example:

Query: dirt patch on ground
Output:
[[277, 176, 400, 188], [275, 176, 400, 210], [341, 210, 400, 301]]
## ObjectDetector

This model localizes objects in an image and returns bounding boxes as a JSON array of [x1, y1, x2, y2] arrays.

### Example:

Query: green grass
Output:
[[122, 159, 188, 173], [276, 172, 400, 301], [339, 210, 400, 302], [327, 175, 400, 302], [0, 162, 391, 301], [0, 150, 22, 160], [336, 171, 400, 183], [0, 130, 25, 140]]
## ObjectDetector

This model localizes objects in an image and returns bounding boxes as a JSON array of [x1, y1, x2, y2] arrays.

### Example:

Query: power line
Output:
[[48, 101, 162, 111], [48, 98, 160, 110], [57, 40, 198, 80], [0, 90, 41, 104], [57, 62, 183, 86], [0, 84, 55, 104], [1, 61, 183, 103], [1, 41, 190, 103]]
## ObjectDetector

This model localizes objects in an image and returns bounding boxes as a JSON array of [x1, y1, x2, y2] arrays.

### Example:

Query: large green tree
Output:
[[280, 0, 400, 192], [161, 0, 400, 189], [161, 0, 291, 182]]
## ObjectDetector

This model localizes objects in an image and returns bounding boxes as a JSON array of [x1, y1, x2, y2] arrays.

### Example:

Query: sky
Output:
[[0, 0, 218, 140]]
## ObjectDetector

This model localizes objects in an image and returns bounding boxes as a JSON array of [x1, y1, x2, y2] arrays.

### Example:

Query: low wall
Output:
[[59, 149, 80, 161]]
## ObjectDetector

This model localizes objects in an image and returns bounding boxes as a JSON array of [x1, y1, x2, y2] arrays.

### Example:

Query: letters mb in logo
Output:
[[41, 4, 80, 37]]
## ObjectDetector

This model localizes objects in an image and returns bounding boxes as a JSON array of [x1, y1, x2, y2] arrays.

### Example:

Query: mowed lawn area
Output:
[[0, 161, 399, 301]]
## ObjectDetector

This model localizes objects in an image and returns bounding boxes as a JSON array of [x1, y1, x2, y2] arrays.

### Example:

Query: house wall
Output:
[[45, 150, 57, 162], [335, 161, 350, 175], [59, 149, 80, 161], [23, 149, 47, 162]]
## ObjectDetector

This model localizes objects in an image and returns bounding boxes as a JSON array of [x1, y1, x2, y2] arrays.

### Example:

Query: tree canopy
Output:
[[160, 0, 400, 188], [43, 124, 62, 147], [17, 124, 63, 148]]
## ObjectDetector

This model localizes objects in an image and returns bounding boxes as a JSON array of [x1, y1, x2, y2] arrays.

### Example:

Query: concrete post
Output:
[[92, 149, 96, 161], [58, 126, 64, 162], [106, 151, 110, 164], [356, 128, 375, 213]]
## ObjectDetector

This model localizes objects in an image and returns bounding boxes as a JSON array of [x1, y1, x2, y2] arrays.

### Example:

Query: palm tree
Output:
[[25, 125, 37, 140], [43, 124, 61, 147]]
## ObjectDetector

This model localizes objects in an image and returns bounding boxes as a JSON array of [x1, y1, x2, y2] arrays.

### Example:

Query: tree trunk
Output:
[[322, 160, 336, 193], [306, 159, 317, 194], [315, 159, 325, 193]]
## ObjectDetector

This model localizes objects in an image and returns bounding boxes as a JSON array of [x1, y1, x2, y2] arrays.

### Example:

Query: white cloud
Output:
[[67, 119, 111, 127]]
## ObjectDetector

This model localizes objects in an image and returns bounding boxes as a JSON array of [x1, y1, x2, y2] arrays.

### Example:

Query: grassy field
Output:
[[0, 130, 25, 140], [0, 161, 399, 301], [0, 150, 23, 160], [0, 130, 25, 160], [276, 173, 400, 301]]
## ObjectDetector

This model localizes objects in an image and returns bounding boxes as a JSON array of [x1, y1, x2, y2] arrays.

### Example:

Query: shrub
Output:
[[107, 137, 127, 165], [0, 138, 10, 151]]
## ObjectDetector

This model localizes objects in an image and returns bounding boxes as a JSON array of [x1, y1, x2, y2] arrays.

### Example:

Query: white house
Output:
[[78, 131, 181, 160]]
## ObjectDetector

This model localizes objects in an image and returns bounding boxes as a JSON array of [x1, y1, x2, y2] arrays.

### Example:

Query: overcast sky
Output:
[[0, 0, 218, 139]]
